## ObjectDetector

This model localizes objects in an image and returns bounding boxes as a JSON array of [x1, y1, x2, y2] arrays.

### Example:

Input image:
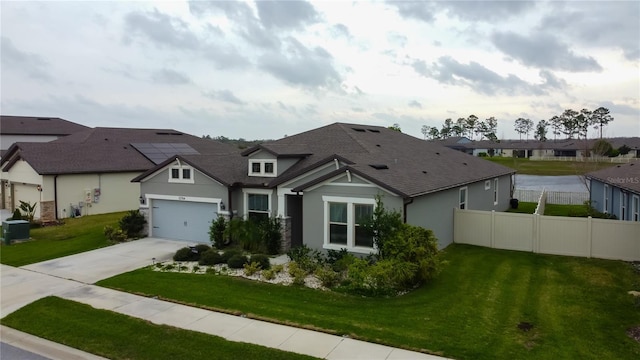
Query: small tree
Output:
[[360, 195, 403, 259], [119, 210, 147, 238], [261, 217, 282, 255], [209, 216, 228, 249]]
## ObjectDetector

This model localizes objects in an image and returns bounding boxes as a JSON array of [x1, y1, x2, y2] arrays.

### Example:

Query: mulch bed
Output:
[[627, 326, 640, 343]]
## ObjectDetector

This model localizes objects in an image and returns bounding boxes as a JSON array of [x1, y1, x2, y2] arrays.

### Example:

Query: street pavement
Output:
[[1, 238, 448, 360]]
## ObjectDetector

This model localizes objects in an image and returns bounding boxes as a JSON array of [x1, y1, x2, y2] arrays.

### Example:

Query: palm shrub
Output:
[[119, 210, 146, 238]]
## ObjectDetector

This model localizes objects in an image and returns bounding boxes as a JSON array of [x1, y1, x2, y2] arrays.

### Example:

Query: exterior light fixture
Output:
[[220, 201, 226, 210]]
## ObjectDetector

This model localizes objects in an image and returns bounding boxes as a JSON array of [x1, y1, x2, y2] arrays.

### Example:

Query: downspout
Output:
[[54, 175, 59, 220], [403, 197, 413, 223]]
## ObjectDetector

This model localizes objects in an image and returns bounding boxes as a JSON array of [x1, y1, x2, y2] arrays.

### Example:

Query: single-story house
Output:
[[133, 123, 516, 251], [1, 127, 237, 221], [586, 163, 640, 221]]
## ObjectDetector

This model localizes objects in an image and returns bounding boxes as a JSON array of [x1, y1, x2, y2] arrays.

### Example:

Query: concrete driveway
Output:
[[2, 238, 186, 317], [20, 238, 186, 284]]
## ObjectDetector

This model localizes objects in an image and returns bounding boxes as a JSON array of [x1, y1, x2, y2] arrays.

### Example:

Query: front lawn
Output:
[[0, 212, 125, 266], [98, 244, 640, 360], [0, 296, 316, 360]]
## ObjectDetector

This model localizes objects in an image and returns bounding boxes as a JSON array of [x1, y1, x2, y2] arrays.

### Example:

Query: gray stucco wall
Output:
[[140, 168, 228, 202], [406, 174, 512, 248], [301, 175, 403, 253], [589, 179, 606, 213]]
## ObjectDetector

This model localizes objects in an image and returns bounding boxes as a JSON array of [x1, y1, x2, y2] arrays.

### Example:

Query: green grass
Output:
[[0, 296, 316, 360], [98, 245, 640, 360], [506, 201, 537, 214], [506, 202, 592, 217], [544, 204, 591, 217], [0, 212, 125, 266], [484, 157, 616, 175]]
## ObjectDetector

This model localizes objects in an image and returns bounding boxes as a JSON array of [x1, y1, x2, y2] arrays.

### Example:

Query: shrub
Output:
[[243, 261, 262, 276], [199, 249, 223, 265], [249, 254, 271, 270], [382, 224, 443, 284], [227, 254, 248, 269], [119, 210, 147, 238], [262, 269, 276, 280], [11, 208, 23, 220], [271, 264, 284, 273], [287, 245, 322, 273], [315, 266, 341, 288], [360, 195, 403, 259], [209, 216, 228, 249], [173, 247, 199, 262], [194, 244, 211, 254], [103, 225, 127, 242], [261, 217, 282, 255], [18, 201, 37, 222], [221, 249, 243, 262]]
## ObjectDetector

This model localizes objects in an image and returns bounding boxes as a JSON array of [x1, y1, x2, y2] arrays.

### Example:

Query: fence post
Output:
[[587, 216, 592, 258], [533, 214, 538, 253], [490, 210, 495, 249]]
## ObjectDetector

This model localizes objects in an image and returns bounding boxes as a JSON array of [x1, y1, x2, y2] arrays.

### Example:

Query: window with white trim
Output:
[[632, 195, 639, 222], [323, 196, 375, 252], [604, 184, 610, 213], [169, 166, 194, 183], [459, 187, 468, 209], [249, 160, 277, 177], [247, 193, 270, 221], [484, 180, 491, 190], [621, 192, 628, 220], [493, 178, 499, 205]]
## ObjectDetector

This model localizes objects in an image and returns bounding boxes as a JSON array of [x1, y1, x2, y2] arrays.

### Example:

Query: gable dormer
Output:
[[242, 144, 312, 178], [247, 150, 278, 177]]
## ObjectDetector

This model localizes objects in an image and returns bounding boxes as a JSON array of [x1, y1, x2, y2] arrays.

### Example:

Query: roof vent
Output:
[[422, 170, 427, 174], [352, 128, 366, 132], [463, 162, 467, 165], [436, 152, 440, 155], [36, 117, 51, 120], [369, 164, 389, 170], [368, 129, 381, 133], [376, 144, 381, 147]]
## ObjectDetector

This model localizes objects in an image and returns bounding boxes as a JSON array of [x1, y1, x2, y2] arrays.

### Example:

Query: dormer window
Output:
[[249, 160, 277, 177], [169, 166, 194, 183]]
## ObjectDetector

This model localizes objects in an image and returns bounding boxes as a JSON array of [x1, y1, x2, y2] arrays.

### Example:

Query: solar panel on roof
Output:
[[131, 143, 200, 164]]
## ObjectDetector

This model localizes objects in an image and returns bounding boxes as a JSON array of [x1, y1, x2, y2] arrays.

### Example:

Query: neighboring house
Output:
[[134, 123, 515, 250], [0, 115, 89, 151], [0, 127, 237, 221], [586, 163, 640, 221]]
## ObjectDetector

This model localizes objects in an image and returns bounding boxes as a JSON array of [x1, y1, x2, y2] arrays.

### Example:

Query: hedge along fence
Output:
[[453, 208, 640, 261]]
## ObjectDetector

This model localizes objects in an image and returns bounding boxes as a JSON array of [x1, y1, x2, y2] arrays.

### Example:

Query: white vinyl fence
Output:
[[453, 209, 640, 261], [513, 189, 589, 205]]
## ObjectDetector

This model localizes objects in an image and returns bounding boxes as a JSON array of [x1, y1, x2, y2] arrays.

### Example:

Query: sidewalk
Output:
[[1, 326, 108, 360]]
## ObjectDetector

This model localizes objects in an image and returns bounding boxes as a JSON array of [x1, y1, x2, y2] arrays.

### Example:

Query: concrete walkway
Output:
[[1, 239, 448, 360]]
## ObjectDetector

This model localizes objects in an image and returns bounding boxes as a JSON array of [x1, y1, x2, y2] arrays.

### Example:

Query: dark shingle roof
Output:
[[0, 115, 89, 135], [254, 123, 515, 197], [586, 162, 640, 194], [1, 127, 238, 175]]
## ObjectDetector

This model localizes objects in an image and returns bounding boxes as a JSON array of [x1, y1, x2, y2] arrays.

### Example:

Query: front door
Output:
[[286, 195, 303, 248]]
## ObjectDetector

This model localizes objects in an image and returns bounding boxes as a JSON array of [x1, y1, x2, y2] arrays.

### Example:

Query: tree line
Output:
[[422, 106, 613, 142]]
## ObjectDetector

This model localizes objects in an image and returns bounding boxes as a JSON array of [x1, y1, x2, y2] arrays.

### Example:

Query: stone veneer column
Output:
[[279, 217, 292, 253]]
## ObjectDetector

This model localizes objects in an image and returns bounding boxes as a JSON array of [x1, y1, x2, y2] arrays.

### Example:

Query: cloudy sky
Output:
[[2, 1, 638, 140]]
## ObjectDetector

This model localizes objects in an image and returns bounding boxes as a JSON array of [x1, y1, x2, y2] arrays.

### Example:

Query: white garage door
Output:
[[151, 200, 217, 243]]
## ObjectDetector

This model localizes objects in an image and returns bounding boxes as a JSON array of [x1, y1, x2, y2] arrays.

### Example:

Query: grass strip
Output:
[[0, 212, 124, 266], [0, 296, 316, 360], [484, 157, 616, 175], [98, 244, 640, 360]]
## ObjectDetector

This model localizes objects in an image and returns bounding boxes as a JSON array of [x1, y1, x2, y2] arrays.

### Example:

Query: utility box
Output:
[[2, 220, 30, 245]]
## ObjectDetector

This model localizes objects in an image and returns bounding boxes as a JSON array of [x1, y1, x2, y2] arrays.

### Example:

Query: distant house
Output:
[[1, 127, 237, 221], [586, 163, 640, 221], [134, 123, 515, 250], [0, 115, 89, 151]]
